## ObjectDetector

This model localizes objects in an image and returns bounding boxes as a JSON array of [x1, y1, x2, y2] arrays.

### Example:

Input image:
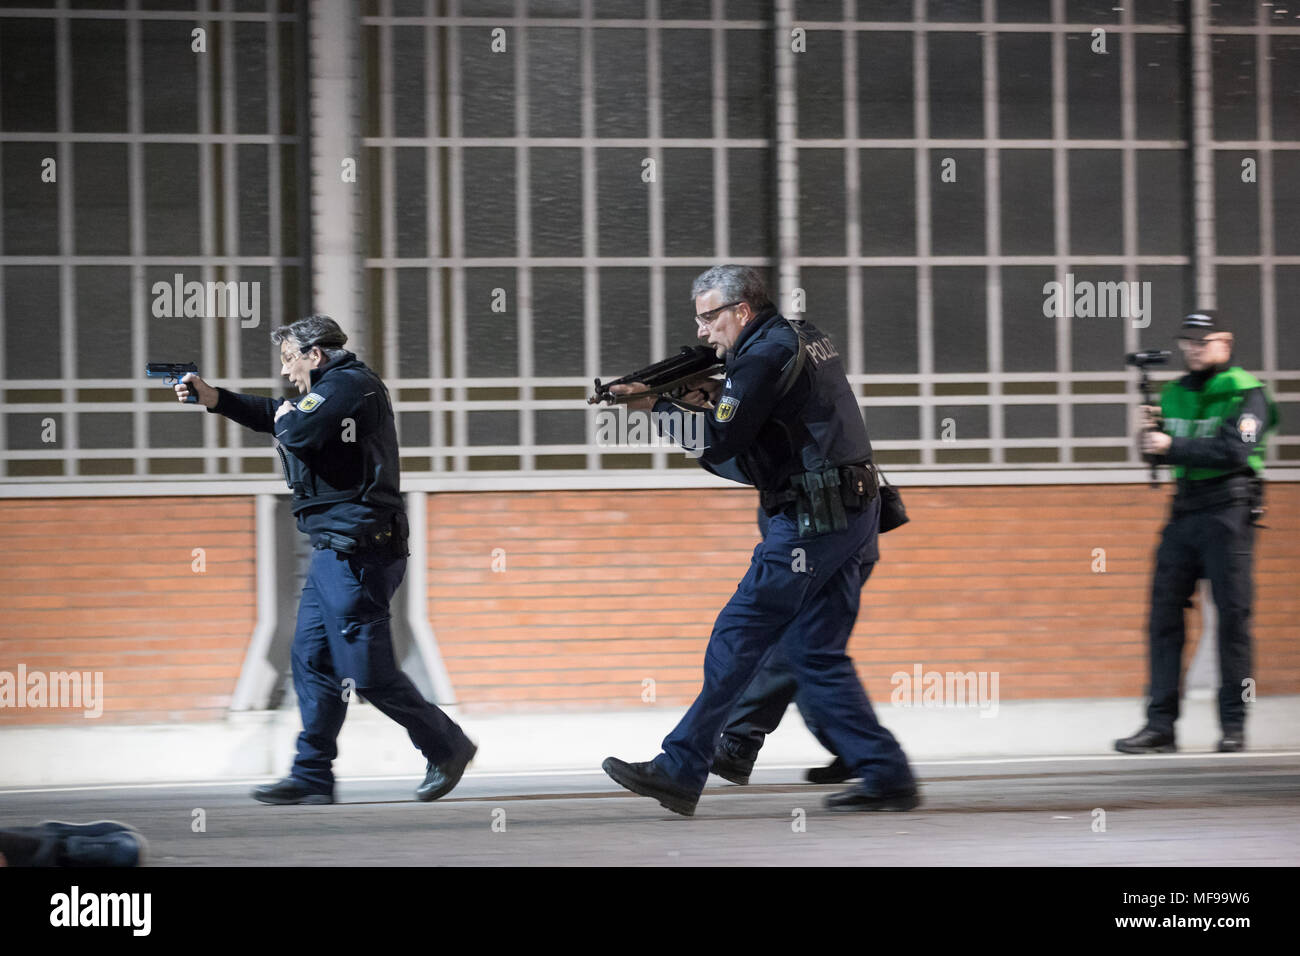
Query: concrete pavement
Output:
[[1, 754, 1296, 866]]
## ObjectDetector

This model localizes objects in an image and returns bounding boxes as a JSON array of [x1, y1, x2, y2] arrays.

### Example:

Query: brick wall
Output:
[[1, 485, 1296, 726], [428, 485, 1300, 712], [0, 497, 256, 725]]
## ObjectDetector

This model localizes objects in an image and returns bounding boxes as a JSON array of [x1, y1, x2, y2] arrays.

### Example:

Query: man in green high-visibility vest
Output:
[[1117, 311, 1279, 755]]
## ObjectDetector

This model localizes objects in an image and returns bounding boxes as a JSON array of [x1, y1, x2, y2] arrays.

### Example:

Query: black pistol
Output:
[[146, 362, 201, 403], [589, 346, 723, 406]]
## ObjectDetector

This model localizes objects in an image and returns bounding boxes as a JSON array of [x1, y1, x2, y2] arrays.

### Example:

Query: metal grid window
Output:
[[360, 0, 776, 476], [358, 0, 1295, 482], [1, 0, 1296, 488], [780, 0, 1294, 471], [0, 0, 307, 481]]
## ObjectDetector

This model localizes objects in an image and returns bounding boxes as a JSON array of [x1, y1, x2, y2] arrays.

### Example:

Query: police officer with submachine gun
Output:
[[596, 265, 918, 815]]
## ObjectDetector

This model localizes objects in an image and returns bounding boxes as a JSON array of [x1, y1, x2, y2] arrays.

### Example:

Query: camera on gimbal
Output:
[[1126, 349, 1172, 487], [1125, 349, 1172, 370]]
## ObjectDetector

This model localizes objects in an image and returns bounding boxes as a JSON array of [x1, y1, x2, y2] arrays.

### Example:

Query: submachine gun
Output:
[[588, 345, 723, 409]]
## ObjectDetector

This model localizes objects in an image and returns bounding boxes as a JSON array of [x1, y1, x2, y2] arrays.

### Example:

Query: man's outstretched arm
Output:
[[177, 372, 282, 434]]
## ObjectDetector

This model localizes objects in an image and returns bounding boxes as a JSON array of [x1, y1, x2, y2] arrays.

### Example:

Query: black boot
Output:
[[710, 738, 756, 785], [825, 784, 921, 812], [806, 756, 851, 784], [1217, 732, 1245, 753], [1114, 726, 1177, 754], [252, 777, 334, 805], [416, 740, 478, 802], [602, 757, 698, 817]]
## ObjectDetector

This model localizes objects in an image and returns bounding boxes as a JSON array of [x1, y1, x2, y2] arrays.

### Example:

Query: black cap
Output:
[[1180, 310, 1220, 337]]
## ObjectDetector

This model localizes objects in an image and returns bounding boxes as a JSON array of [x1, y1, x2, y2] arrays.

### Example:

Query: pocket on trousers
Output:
[[340, 613, 392, 643], [743, 551, 816, 618], [312, 552, 381, 628], [350, 554, 404, 605]]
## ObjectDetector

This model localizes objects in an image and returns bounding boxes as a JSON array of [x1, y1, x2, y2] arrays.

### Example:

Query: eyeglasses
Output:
[[694, 301, 743, 330], [281, 344, 319, 364]]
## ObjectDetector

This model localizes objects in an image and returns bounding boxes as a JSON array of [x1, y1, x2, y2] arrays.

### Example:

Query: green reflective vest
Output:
[[1160, 366, 1278, 480]]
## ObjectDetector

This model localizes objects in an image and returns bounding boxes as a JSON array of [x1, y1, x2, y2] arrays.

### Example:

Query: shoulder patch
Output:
[[298, 392, 327, 413], [1238, 412, 1260, 443], [715, 395, 740, 422]]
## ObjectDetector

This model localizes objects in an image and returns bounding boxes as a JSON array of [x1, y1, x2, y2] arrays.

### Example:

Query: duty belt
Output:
[[760, 463, 878, 536], [1172, 472, 1259, 517], [312, 513, 409, 556]]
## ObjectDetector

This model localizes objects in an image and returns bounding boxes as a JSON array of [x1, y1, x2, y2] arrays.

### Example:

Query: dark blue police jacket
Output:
[[653, 305, 873, 491], [208, 351, 404, 538]]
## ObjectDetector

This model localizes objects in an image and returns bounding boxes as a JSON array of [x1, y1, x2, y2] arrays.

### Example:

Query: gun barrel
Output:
[[146, 362, 199, 377], [589, 346, 721, 405]]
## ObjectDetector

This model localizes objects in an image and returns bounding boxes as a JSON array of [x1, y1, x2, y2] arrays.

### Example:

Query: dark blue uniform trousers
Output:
[[290, 547, 467, 792], [718, 507, 838, 758], [655, 500, 914, 795], [721, 641, 836, 757]]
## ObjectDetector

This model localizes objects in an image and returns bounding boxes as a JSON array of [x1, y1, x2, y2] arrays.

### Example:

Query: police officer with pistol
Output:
[[175, 315, 477, 804], [602, 265, 918, 815], [1117, 311, 1278, 755]]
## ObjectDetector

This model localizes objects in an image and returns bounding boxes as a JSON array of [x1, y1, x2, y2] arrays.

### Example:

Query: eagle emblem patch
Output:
[[298, 392, 327, 413], [1238, 413, 1259, 443], [715, 395, 740, 422]]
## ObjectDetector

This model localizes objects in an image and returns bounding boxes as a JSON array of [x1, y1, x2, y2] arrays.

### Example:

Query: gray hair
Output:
[[271, 314, 350, 362], [690, 265, 773, 312]]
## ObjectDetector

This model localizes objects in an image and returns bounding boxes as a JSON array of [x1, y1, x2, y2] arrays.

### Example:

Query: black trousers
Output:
[[719, 640, 838, 759], [1147, 499, 1255, 735], [716, 508, 842, 761], [291, 547, 467, 792]]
